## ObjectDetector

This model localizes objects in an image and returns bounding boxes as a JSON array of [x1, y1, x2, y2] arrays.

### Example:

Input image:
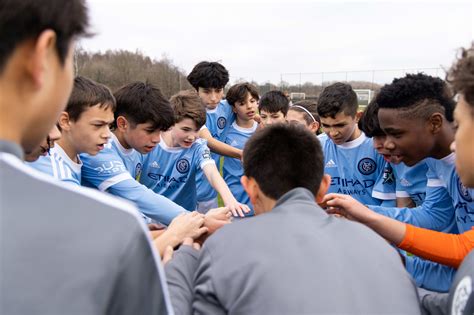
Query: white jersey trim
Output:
[[231, 121, 258, 133], [111, 133, 136, 156], [337, 132, 367, 149], [98, 172, 133, 191], [200, 159, 216, 170], [159, 135, 184, 153], [427, 178, 445, 187], [396, 191, 411, 198], [372, 190, 396, 200], [440, 152, 456, 165]]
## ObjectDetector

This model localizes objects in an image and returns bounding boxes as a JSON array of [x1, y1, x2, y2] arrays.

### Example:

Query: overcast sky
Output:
[[80, 0, 473, 85]]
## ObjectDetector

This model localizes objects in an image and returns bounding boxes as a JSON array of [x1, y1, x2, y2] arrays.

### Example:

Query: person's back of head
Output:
[[187, 61, 229, 90], [317, 82, 358, 119], [243, 124, 324, 201], [376, 73, 455, 122], [226, 82, 260, 107], [113, 81, 175, 131], [258, 90, 290, 115], [169, 90, 207, 130], [0, 0, 90, 153]]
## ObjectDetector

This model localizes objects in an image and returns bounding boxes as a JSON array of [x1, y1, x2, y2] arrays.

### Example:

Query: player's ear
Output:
[[242, 175, 258, 205], [57, 112, 71, 131], [315, 174, 331, 203], [116, 116, 128, 131]]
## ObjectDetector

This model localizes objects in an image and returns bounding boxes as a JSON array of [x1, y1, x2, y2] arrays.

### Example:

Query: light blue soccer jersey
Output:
[[371, 161, 396, 206], [318, 133, 386, 205], [196, 99, 236, 202], [28, 144, 82, 185], [425, 153, 474, 233], [393, 160, 428, 207], [223, 121, 257, 215], [140, 137, 215, 211], [80, 134, 185, 225]]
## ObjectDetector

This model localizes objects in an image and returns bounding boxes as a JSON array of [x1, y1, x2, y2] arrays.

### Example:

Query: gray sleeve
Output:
[[193, 246, 226, 315], [165, 246, 200, 315], [106, 224, 169, 315]]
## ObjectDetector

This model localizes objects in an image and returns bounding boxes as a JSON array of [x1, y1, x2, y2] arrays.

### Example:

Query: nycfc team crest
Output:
[[217, 117, 226, 129], [358, 158, 376, 175], [176, 158, 190, 174], [458, 178, 473, 202]]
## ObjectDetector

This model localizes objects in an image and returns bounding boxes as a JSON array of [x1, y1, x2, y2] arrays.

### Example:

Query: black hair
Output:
[[358, 100, 384, 137], [226, 82, 260, 107], [187, 61, 229, 90], [113, 82, 175, 131], [376, 73, 455, 122], [67, 76, 116, 121], [0, 0, 91, 72], [258, 90, 290, 115], [447, 44, 474, 112], [243, 124, 324, 200], [317, 82, 358, 118]]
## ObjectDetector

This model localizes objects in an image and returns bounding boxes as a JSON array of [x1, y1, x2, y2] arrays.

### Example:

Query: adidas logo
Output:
[[325, 159, 337, 168], [400, 178, 411, 187], [150, 161, 160, 168]]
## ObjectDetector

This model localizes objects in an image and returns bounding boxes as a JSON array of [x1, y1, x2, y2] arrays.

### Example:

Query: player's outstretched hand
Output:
[[204, 207, 231, 234], [168, 211, 208, 241], [321, 193, 376, 224], [225, 200, 251, 217]]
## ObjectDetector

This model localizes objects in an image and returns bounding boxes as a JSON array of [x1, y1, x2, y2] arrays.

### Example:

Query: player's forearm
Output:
[[207, 170, 236, 205], [154, 230, 181, 257], [364, 212, 407, 245], [207, 137, 242, 159]]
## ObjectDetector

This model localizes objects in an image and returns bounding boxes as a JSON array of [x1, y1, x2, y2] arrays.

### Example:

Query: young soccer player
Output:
[[325, 73, 473, 292], [317, 82, 387, 206], [222, 82, 260, 213], [29, 75, 115, 185], [286, 100, 321, 135], [358, 100, 429, 208], [187, 61, 239, 211], [140, 90, 250, 217], [258, 90, 290, 127]]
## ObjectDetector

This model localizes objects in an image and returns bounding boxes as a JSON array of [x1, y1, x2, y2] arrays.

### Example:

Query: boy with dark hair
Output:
[[29, 75, 115, 185], [82, 82, 196, 224], [140, 90, 249, 217], [0, 1, 173, 313], [258, 90, 290, 127], [325, 73, 471, 292], [358, 101, 430, 208], [165, 124, 421, 314], [187, 61, 241, 211], [287, 99, 321, 135], [222, 82, 260, 213], [317, 82, 387, 205]]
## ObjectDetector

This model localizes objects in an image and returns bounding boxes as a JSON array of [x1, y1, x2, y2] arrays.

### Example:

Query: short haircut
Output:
[[187, 61, 229, 90], [258, 90, 290, 115], [290, 100, 321, 126], [376, 73, 455, 122], [447, 44, 474, 113], [113, 82, 175, 131], [0, 0, 90, 72], [358, 100, 384, 137], [169, 90, 207, 129], [243, 124, 324, 200], [226, 82, 260, 107], [317, 82, 358, 118], [66, 76, 116, 121]]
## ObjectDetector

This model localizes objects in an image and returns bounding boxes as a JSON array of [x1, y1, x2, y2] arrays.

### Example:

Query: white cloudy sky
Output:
[[80, 0, 473, 85]]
